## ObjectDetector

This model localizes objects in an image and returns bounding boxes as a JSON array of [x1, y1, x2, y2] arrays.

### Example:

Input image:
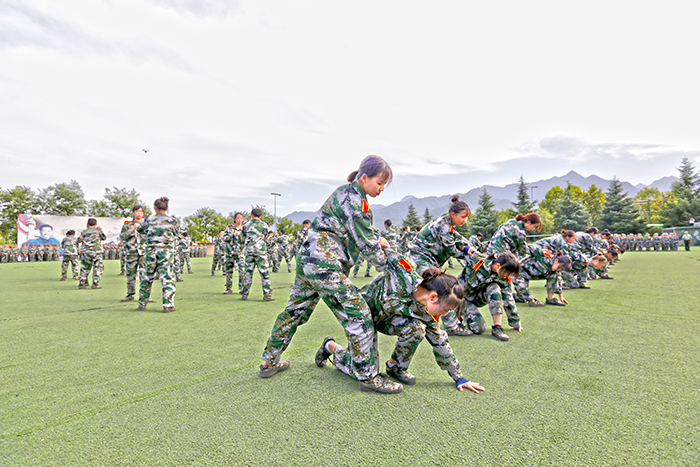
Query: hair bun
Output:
[[451, 195, 460, 203]]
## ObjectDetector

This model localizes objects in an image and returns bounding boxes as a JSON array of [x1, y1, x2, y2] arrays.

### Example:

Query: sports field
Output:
[[1, 252, 699, 466]]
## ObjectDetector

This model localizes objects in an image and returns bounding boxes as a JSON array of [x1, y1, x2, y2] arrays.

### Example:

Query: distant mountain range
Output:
[[286, 170, 679, 227]]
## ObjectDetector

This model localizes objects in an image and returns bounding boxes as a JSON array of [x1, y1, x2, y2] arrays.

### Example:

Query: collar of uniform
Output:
[[352, 180, 368, 199]]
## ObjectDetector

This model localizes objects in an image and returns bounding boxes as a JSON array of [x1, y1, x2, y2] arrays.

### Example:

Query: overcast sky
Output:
[[2, 0, 699, 218]]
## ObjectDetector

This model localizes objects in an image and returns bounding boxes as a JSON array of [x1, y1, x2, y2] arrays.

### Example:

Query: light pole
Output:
[[271, 192, 281, 219], [529, 185, 538, 207]]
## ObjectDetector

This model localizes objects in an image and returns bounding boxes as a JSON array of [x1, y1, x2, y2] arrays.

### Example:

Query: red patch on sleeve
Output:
[[361, 199, 370, 213], [473, 259, 484, 271], [544, 251, 551, 258], [398, 258, 413, 272], [449, 225, 455, 233]]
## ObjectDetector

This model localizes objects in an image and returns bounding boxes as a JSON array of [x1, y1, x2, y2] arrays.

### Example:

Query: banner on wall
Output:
[[16, 214, 128, 251]]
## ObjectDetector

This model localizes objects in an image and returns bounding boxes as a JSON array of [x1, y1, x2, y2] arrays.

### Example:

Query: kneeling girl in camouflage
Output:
[[315, 250, 485, 393], [445, 252, 522, 342], [513, 252, 571, 306], [260, 155, 402, 393]]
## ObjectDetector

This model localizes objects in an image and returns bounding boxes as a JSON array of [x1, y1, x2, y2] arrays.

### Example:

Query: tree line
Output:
[[401, 158, 700, 238], [0, 182, 302, 244]]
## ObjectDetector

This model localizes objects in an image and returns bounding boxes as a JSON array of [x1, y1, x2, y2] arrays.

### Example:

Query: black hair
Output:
[[449, 195, 471, 217], [420, 267, 464, 311], [384, 219, 392, 227], [303, 219, 311, 225], [476, 233, 483, 238], [347, 155, 393, 184], [132, 205, 143, 213], [515, 213, 542, 226], [561, 229, 576, 238], [39, 224, 53, 231], [251, 208, 263, 218], [66, 229, 75, 236], [233, 212, 244, 219], [585, 227, 599, 235], [280, 229, 286, 235], [492, 251, 520, 276], [154, 197, 169, 211], [553, 253, 572, 271], [87, 218, 97, 226]]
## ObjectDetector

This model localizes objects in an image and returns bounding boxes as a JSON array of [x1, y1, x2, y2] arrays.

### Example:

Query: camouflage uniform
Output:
[[78, 226, 107, 287], [222, 223, 245, 293], [336, 251, 465, 385], [512, 254, 563, 302], [261, 181, 387, 381], [486, 218, 543, 261], [352, 252, 374, 278], [60, 236, 79, 280], [399, 229, 415, 254], [240, 218, 273, 299], [266, 233, 278, 272], [179, 235, 193, 273], [274, 233, 293, 273], [120, 219, 145, 299], [20, 246, 29, 262], [11, 246, 21, 262], [443, 254, 520, 333], [211, 236, 223, 275], [380, 225, 401, 249], [406, 215, 472, 274], [291, 227, 309, 258], [469, 235, 487, 254], [137, 213, 179, 309]]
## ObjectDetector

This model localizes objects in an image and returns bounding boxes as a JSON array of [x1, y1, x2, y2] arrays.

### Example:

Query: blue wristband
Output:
[[455, 378, 470, 388]]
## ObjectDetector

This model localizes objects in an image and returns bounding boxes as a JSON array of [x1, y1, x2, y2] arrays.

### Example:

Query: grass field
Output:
[[1, 251, 699, 466]]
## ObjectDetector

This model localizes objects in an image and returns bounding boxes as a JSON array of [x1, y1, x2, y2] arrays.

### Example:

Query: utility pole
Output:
[[529, 185, 538, 208], [271, 193, 281, 219]]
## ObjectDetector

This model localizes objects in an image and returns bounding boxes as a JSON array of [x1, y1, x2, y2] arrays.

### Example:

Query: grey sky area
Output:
[[2, 1, 699, 218]]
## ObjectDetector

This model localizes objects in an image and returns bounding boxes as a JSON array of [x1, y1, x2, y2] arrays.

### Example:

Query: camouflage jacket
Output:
[[243, 218, 269, 254], [78, 227, 107, 253], [300, 181, 385, 275], [61, 236, 79, 256], [407, 215, 471, 270], [361, 250, 463, 382], [469, 235, 487, 253], [519, 254, 558, 282], [120, 220, 145, 256], [137, 213, 179, 249], [275, 234, 291, 252], [573, 232, 597, 255], [380, 225, 401, 249], [486, 219, 542, 260], [458, 254, 509, 299], [222, 224, 244, 257], [178, 235, 192, 253], [534, 234, 572, 255]]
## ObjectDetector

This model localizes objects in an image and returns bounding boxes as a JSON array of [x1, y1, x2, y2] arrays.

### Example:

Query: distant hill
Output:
[[286, 171, 679, 227]]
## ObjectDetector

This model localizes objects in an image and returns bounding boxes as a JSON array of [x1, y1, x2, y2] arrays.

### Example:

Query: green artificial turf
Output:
[[1, 252, 699, 466]]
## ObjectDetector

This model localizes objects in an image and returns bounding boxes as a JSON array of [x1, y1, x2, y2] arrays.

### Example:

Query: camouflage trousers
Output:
[[261, 268, 378, 381], [181, 251, 192, 272], [119, 252, 125, 274], [333, 313, 459, 379], [79, 251, 104, 287], [211, 253, 222, 274], [124, 254, 144, 298], [274, 248, 293, 273], [139, 247, 175, 308], [443, 282, 520, 333], [267, 248, 278, 271], [61, 254, 79, 279], [223, 253, 244, 292], [240, 250, 272, 297], [562, 267, 587, 288], [512, 274, 559, 302]]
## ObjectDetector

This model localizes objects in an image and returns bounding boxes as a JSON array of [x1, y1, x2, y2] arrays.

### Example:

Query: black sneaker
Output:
[[545, 298, 566, 306], [358, 374, 403, 394], [491, 325, 510, 342], [577, 284, 591, 289], [600, 275, 614, 279], [445, 326, 474, 336], [386, 362, 416, 385], [315, 336, 334, 367], [259, 360, 290, 378]]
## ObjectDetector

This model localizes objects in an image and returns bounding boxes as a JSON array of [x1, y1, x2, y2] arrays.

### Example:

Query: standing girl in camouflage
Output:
[[60, 230, 79, 281], [260, 155, 402, 394], [274, 229, 293, 273], [119, 205, 145, 302], [222, 212, 245, 295], [77, 218, 107, 289], [406, 195, 475, 274], [239, 209, 274, 301], [315, 250, 485, 393], [137, 197, 179, 313]]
